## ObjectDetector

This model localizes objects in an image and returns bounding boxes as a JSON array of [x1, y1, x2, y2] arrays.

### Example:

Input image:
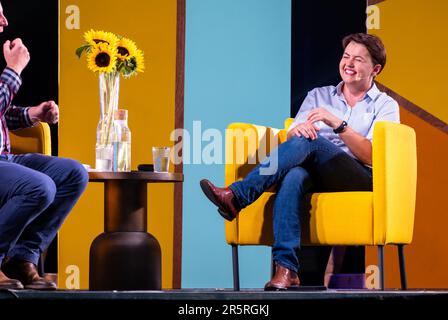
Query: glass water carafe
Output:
[[112, 109, 131, 172]]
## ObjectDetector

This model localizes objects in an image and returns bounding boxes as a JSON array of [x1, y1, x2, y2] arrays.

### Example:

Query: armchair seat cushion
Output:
[[227, 191, 374, 246], [303, 192, 373, 245]]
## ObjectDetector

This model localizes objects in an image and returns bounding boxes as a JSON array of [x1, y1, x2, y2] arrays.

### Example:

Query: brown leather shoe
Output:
[[0, 269, 24, 290], [264, 264, 300, 291], [2, 258, 57, 290], [200, 179, 240, 221]]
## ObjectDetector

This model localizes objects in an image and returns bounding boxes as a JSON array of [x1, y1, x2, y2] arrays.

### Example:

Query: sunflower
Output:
[[119, 49, 145, 78], [134, 49, 145, 73], [87, 43, 117, 73], [116, 38, 138, 61], [84, 29, 119, 47]]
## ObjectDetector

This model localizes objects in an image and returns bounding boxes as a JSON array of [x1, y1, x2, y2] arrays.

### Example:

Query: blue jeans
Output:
[[0, 153, 88, 265], [230, 135, 372, 273]]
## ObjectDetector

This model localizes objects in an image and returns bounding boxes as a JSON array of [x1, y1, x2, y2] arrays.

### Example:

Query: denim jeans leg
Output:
[[272, 166, 314, 273], [0, 160, 56, 265], [228, 135, 373, 274], [229, 135, 312, 208], [304, 141, 372, 191], [7, 154, 88, 265], [229, 135, 342, 208]]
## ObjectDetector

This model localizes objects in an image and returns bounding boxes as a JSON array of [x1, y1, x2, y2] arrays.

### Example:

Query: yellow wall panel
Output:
[[367, 0, 448, 288], [371, 0, 448, 123], [59, 0, 177, 289], [366, 108, 448, 288]]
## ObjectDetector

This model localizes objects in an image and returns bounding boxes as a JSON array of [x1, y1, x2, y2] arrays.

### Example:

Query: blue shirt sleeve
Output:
[[365, 98, 400, 141], [287, 89, 317, 132]]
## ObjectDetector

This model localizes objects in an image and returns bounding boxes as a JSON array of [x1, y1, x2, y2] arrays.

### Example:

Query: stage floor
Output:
[[1, 288, 448, 300]]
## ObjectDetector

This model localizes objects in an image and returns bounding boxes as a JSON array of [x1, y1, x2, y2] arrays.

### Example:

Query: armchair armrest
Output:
[[9, 122, 52, 156], [372, 121, 417, 245]]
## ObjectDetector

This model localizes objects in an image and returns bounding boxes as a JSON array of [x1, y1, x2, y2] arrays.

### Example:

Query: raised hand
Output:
[[3, 38, 30, 75], [28, 101, 59, 124]]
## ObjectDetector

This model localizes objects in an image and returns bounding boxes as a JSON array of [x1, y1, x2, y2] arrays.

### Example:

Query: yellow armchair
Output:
[[224, 119, 417, 290]]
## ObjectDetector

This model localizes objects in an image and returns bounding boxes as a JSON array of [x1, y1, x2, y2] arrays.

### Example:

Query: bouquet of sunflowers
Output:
[[76, 30, 145, 171], [76, 29, 144, 77]]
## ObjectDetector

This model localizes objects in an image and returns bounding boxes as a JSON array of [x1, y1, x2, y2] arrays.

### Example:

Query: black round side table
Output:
[[88, 171, 183, 291]]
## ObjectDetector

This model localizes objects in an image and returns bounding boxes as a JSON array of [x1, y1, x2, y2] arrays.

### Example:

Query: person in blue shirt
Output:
[[200, 33, 400, 290]]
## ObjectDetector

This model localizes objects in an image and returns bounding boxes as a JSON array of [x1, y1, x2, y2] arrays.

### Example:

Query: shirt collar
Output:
[[332, 81, 381, 101], [366, 82, 381, 100], [333, 81, 344, 96]]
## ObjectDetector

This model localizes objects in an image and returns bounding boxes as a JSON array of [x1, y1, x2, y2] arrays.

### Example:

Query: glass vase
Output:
[[95, 72, 120, 171]]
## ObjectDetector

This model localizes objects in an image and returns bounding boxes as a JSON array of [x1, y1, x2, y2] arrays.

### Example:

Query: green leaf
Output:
[[75, 44, 91, 58], [116, 61, 125, 72]]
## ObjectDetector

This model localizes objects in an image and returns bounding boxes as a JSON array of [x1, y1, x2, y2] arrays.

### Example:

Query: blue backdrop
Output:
[[182, 0, 291, 288]]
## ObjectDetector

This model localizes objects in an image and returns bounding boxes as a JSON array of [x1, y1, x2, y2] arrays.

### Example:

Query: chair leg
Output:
[[232, 245, 240, 291], [397, 244, 408, 290], [378, 245, 385, 290]]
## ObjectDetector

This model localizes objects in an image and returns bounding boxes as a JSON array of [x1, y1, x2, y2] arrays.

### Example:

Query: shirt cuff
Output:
[[1, 67, 22, 95], [24, 107, 38, 127]]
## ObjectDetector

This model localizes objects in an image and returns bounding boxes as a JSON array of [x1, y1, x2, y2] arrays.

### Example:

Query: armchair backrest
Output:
[[225, 123, 283, 185], [9, 122, 52, 155], [372, 121, 417, 245], [283, 118, 294, 137]]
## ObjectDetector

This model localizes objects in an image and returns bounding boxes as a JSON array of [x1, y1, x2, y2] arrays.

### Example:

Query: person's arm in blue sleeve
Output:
[[365, 99, 400, 141], [287, 89, 321, 140], [340, 99, 399, 166]]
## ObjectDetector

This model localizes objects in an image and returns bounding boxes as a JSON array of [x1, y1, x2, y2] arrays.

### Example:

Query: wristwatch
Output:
[[333, 121, 348, 134]]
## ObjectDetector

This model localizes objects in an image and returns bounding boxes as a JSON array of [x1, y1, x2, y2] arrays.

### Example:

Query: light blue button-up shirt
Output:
[[288, 82, 400, 160]]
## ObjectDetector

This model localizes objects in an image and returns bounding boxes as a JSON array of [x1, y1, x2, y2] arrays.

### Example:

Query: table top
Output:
[[88, 171, 184, 182]]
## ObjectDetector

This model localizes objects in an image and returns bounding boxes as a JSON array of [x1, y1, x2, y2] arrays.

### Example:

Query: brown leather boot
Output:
[[2, 258, 57, 290], [264, 264, 300, 291], [200, 179, 240, 221], [0, 269, 24, 290]]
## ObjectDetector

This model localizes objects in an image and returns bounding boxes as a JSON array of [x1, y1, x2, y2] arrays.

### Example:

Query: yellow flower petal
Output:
[[84, 29, 119, 47], [134, 49, 145, 73]]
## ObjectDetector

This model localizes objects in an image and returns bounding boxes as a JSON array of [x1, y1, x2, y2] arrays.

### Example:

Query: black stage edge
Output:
[[1, 289, 447, 317]]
